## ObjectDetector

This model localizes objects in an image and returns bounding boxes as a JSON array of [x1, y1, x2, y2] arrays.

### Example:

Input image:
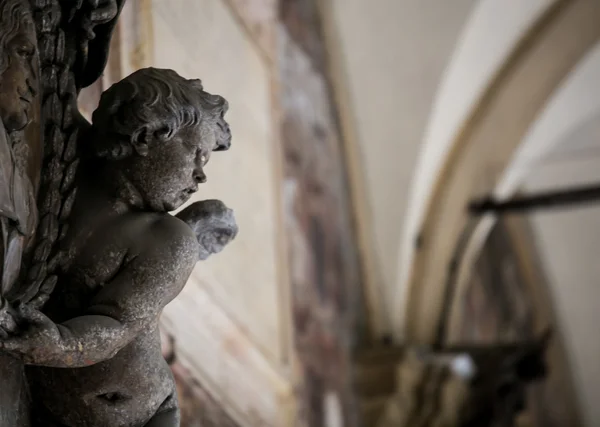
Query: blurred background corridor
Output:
[[78, 1, 600, 426]]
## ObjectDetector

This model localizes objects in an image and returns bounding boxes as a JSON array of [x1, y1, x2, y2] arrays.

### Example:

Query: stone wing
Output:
[[59, 0, 127, 89]]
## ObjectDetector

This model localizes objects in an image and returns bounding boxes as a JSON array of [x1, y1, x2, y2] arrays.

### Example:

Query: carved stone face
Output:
[[123, 124, 218, 212], [0, 10, 36, 132]]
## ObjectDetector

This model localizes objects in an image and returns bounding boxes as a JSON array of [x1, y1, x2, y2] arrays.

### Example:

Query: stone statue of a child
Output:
[[0, 68, 235, 427]]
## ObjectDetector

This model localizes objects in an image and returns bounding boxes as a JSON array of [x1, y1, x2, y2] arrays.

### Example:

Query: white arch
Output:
[[440, 40, 600, 427], [496, 41, 600, 198], [394, 0, 558, 337], [448, 41, 600, 329]]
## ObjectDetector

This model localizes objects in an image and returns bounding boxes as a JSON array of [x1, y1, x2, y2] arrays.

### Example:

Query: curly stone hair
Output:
[[90, 67, 231, 160], [0, 0, 33, 75]]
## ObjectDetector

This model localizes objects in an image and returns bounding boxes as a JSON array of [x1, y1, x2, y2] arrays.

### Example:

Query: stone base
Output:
[[0, 353, 30, 427]]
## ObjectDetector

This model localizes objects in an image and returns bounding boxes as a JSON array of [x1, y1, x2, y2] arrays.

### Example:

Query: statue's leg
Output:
[[144, 391, 180, 427]]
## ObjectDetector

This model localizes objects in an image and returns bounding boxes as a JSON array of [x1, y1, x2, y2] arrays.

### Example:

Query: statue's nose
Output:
[[25, 77, 37, 97]]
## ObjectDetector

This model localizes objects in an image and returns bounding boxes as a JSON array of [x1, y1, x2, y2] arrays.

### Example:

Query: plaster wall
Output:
[[328, 0, 477, 333]]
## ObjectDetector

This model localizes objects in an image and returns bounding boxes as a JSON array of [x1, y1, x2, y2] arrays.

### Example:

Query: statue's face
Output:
[[0, 25, 37, 132], [124, 124, 218, 212]]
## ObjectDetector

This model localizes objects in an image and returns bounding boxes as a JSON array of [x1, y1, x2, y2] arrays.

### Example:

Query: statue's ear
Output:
[[130, 128, 150, 156]]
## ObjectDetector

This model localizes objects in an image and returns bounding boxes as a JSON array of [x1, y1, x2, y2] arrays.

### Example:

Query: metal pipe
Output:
[[469, 184, 600, 215]]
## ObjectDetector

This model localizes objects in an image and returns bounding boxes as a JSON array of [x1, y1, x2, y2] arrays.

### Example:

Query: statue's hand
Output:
[[0, 298, 18, 336], [0, 304, 62, 363], [175, 200, 238, 260]]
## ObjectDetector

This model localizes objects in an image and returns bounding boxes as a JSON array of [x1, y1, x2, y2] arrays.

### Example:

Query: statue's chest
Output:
[[49, 233, 134, 319], [68, 242, 130, 290], [61, 216, 143, 289]]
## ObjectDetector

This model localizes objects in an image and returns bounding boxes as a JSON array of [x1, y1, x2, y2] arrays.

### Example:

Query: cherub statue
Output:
[[0, 67, 235, 427]]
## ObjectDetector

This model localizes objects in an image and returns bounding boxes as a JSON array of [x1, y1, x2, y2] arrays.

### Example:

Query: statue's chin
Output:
[[149, 197, 181, 213]]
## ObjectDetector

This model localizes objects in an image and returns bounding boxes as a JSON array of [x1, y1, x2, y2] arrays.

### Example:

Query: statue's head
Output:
[[91, 67, 231, 212], [176, 199, 238, 260], [0, 0, 37, 132]]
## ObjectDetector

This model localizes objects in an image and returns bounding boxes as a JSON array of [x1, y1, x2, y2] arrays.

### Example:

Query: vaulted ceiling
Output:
[[329, 1, 600, 425]]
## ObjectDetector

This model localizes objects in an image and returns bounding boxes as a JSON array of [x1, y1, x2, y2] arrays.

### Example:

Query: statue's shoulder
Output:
[[136, 212, 198, 262]]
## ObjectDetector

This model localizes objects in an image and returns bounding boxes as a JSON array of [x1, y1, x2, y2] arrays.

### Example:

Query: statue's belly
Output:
[[27, 326, 174, 427]]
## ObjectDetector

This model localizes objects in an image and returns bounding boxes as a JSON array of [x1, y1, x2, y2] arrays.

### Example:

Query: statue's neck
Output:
[[83, 162, 146, 214], [111, 170, 145, 213]]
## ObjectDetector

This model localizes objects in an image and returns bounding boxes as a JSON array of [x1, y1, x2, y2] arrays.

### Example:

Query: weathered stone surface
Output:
[[278, 1, 367, 425], [0, 354, 30, 427]]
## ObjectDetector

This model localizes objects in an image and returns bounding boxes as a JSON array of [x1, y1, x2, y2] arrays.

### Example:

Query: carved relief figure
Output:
[[0, 68, 234, 427], [11, 0, 126, 320], [0, 0, 37, 133], [0, 0, 39, 320]]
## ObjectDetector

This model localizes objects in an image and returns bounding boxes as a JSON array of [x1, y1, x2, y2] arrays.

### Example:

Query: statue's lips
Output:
[[20, 97, 32, 123], [7, 101, 32, 131], [179, 187, 197, 204], [182, 187, 197, 196]]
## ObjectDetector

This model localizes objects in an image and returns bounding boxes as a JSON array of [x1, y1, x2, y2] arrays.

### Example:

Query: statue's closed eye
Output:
[[9, 35, 35, 59], [16, 45, 33, 58], [98, 392, 130, 403]]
